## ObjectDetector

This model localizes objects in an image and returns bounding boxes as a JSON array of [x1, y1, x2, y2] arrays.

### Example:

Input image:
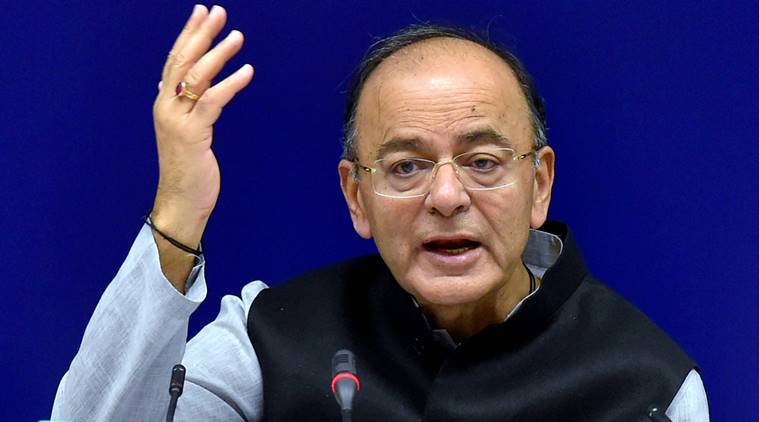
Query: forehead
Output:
[[355, 38, 533, 158]]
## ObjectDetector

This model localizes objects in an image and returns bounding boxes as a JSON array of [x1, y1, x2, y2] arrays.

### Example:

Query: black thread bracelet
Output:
[[144, 214, 203, 256]]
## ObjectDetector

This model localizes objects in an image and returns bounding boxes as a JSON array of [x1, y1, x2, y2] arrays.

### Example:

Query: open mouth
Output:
[[423, 239, 481, 255]]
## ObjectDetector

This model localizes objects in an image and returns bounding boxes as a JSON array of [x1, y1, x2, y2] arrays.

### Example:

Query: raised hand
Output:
[[150, 5, 253, 290]]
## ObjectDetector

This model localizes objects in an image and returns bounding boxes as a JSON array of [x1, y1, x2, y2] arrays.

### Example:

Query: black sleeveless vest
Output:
[[247, 222, 695, 421]]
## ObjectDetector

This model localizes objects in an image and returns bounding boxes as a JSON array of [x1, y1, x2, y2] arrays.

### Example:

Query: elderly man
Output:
[[52, 5, 708, 421]]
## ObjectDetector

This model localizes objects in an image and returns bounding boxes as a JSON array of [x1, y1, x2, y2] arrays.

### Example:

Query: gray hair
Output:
[[342, 24, 547, 167]]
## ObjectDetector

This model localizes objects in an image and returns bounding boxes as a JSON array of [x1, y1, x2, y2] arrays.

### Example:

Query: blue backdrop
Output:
[[1, 1, 756, 420]]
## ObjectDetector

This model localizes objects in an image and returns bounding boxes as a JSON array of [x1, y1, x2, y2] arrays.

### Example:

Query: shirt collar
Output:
[[523, 227, 564, 279]]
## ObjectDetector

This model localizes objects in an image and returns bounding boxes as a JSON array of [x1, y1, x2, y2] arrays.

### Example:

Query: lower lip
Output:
[[421, 245, 481, 267]]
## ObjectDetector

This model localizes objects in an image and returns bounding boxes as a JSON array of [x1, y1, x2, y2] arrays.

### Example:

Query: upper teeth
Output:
[[443, 246, 470, 254]]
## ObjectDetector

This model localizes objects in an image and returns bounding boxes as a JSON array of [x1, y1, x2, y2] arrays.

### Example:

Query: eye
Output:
[[472, 158, 496, 170], [462, 154, 501, 172], [391, 159, 421, 176]]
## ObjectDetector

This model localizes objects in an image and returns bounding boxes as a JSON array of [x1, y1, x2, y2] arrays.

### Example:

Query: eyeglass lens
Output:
[[372, 148, 525, 197]]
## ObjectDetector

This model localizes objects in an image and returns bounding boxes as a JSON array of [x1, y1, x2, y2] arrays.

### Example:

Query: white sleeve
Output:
[[176, 280, 268, 421], [51, 224, 268, 422], [666, 369, 710, 422]]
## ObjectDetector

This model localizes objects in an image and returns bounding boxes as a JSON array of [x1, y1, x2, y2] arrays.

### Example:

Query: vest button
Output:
[[412, 337, 425, 355]]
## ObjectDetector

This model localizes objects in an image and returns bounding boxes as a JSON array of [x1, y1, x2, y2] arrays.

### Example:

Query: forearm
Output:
[[52, 224, 206, 421]]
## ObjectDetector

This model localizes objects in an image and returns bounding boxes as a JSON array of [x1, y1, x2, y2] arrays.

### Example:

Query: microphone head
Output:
[[331, 349, 359, 411], [331, 349, 357, 377], [169, 364, 186, 395]]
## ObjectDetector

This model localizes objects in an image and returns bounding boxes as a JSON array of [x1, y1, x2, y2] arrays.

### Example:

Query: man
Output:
[[52, 5, 708, 421]]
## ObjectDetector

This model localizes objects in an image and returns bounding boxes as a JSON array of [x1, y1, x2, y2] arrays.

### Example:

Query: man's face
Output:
[[339, 39, 554, 313]]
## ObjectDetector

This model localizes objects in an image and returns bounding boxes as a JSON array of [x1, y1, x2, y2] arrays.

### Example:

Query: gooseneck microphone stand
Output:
[[166, 364, 186, 422]]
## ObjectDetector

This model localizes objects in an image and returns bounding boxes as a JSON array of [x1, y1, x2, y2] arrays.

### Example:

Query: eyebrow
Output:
[[458, 128, 514, 148], [375, 138, 425, 159], [375, 127, 513, 160]]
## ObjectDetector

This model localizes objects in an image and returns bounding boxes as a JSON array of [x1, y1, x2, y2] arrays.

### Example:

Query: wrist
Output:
[[147, 205, 208, 294], [150, 201, 210, 249], [145, 215, 203, 257]]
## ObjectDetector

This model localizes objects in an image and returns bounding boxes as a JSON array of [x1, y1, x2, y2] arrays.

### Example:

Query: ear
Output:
[[338, 159, 373, 239], [530, 146, 555, 228]]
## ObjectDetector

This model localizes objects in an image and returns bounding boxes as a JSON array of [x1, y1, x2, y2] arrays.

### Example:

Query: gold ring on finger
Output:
[[175, 81, 200, 101]]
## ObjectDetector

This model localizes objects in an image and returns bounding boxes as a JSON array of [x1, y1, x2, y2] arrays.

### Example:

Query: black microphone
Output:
[[647, 404, 673, 422], [331, 349, 360, 422], [166, 364, 186, 422]]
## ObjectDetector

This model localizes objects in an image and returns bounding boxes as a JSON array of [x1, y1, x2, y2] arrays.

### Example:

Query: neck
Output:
[[420, 264, 535, 342]]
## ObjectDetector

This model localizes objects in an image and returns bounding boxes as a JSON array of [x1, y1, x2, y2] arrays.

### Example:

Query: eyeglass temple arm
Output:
[[357, 164, 374, 173], [517, 150, 541, 167]]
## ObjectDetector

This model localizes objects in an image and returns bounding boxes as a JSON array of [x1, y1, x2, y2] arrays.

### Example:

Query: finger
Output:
[[161, 5, 208, 84], [191, 64, 254, 125], [168, 5, 208, 54], [163, 5, 228, 96], [172, 30, 244, 109]]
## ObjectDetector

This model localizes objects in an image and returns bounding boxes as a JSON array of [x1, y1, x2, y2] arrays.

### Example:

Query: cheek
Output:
[[366, 200, 421, 260], [476, 189, 533, 254], [370, 202, 417, 240]]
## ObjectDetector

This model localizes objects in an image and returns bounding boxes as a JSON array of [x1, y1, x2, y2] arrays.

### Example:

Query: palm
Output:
[[152, 5, 253, 221]]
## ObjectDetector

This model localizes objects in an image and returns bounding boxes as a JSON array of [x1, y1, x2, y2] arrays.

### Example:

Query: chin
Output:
[[405, 273, 496, 308]]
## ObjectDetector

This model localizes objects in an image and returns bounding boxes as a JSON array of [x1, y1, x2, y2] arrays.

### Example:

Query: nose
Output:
[[424, 162, 471, 217]]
